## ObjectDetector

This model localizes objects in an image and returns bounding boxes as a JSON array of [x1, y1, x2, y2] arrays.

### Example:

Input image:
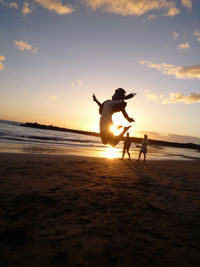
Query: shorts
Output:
[[141, 147, 147, 153]]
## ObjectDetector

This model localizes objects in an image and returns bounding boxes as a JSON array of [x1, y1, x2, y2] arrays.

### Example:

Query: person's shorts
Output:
[[141, 147, 147, 153], [123, 145, 131, 150]]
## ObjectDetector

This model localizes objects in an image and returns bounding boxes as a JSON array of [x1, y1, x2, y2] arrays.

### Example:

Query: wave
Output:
[[0, 119, 21, 126], [0, 133, 98, 144], [0, 121, 102, 148]]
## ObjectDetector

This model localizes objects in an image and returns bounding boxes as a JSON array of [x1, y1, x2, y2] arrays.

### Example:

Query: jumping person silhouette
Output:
[[93, 88, 136, 147]]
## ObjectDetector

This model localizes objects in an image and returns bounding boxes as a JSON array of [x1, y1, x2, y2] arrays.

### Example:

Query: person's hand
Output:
[[93, 94, 97, 102], [128, 118, 135, 122]]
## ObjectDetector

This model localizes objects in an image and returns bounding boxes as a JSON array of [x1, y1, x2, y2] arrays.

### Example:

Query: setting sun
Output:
[[110, 125, 117, 133]]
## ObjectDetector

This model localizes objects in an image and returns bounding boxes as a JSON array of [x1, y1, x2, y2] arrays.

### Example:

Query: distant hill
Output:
[[21, 122, 200, 151]]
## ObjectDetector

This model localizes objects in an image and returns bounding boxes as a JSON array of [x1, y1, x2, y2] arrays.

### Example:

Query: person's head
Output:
[[112, 88, 126, 100], [144, 134, 148, 139]]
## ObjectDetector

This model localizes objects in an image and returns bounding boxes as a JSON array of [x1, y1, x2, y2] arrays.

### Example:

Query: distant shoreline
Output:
[[21, 122, 200, 151]]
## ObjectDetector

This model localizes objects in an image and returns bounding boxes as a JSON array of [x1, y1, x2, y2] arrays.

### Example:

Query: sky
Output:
[[0, 0, 200, 142]]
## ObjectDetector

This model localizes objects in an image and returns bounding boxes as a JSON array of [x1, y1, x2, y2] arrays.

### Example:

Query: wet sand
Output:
[[0, 153, 200, 266]]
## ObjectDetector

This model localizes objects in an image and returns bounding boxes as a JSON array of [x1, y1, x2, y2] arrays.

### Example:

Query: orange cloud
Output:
[[164, 6, 180, 16], [140, 60, 200, 79], [193, 30, 200, 42], [81, 0, 180, 16], [40, 94, 57, 100], [14, 40, 32, 50], [0, 62, 5, 70], [48, 95, 57, 100], [145, 90, 200, 104], [172, 31, 178, 39], [0, 54, 5, 70], [143, 14, 157, 21], [34, 0, 74, 15], [163, 92, 200, 104], [181, 0, 192, 10], [177, 43, 190, 50], [0, 54, 5, 61], [9, 2, 18, 9], [144, 90, 160, 102], [14, 40, 38, 54], [22, 1, 32, 15]]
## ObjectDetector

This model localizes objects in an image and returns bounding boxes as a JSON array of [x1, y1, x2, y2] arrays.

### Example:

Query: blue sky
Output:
[[0, 0, 200, 142]]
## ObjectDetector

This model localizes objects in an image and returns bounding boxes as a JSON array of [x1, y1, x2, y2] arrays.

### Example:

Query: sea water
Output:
[[0, 120, 199, 160]]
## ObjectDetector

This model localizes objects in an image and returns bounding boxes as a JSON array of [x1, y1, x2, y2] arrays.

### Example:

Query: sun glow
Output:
[[110, 125, 117, 133], [104, 147, 120, 159]]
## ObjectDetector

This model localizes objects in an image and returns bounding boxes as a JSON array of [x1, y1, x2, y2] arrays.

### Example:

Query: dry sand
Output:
[[0, 153, 200, 266]]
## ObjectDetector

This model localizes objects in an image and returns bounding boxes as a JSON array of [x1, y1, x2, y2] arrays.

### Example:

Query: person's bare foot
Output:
[[124, 126, 131, 131]]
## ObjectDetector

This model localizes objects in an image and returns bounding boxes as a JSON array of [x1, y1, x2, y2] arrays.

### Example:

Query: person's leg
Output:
[[100, 132, 109, 145], [109, 126, 131, 147], [121, 148, 125, 159], [127, 149, 131, 160], [137, 150, 142, 161], [144, 153, 146, 162], [116, 125, 123, 130]]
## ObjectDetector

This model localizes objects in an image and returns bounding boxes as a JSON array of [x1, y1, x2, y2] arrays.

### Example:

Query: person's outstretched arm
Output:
[[121, 108, 135, 122], [93, 94, 102, 107]]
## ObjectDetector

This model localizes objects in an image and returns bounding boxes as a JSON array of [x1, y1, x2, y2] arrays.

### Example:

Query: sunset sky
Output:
[[0, 0, 200, 142]]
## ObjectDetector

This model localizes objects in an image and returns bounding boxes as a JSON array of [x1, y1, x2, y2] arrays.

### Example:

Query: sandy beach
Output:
[[0, 153, 200, 266]]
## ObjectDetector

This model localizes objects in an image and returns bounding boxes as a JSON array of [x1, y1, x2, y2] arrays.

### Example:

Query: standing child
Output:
[[121, 132, 132, 160], [137, 134, 149, 162]]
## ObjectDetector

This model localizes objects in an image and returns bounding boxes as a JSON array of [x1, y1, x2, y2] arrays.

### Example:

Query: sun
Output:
[[110, 125, 117, 133]]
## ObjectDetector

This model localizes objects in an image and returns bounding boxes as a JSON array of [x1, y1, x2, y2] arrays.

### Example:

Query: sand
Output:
[[0, 153, 200, 266]]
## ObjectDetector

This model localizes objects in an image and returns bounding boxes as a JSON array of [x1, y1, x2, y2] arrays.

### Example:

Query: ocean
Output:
[[0, 119, 199, 160]]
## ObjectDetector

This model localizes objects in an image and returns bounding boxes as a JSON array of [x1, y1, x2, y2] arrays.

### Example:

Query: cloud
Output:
[[14, 40, 38, 53], [81, 0, 180, 17], [32, 48, 39, 54], [22, 1, 32, 15], [34, 0, 74, 15], [177, 42, 190, 50], [0, 62, 5, 70], [172, 31, 178, 39], [40, 94, 57, 100], [163, 92, 200, 104], [145, 90, 200, 104], [71, 80, 83, 86], [193, 29, 200, 42], [164, 6, 180, 16], [0, 54, 5, 70], [139, 60, 200, 79], [143, 14, 157, 21], [0, 54, 5, 61], [48, 95, 57, 100], [144, 90, 160, 102], [78, 80, 83, 86], [9, 2, 18, 8], [181, 0, 192, 10], [14, 40, 32, 50]]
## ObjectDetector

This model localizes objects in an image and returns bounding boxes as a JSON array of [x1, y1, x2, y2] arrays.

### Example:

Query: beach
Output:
[[0, 153, 200, 266]]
